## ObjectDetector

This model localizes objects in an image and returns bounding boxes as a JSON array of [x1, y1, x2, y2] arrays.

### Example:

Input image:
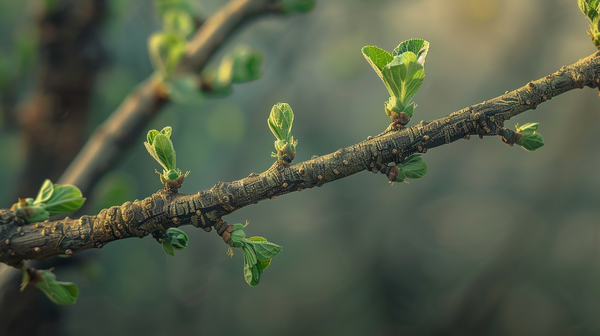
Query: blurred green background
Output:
[[1, 0, 600, 335]]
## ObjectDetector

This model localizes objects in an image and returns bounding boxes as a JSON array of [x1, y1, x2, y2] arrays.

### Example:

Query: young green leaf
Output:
[[268, 103, 294, 142], [152, 133, 177, 171], [43, 184, 86, 216], [162, 240, 175, 256], [515, 123, 544, 151], [164, 227, 189, 249], [400, 154, 428, 179], [517, 133, 544, 151], [515, 123, 538, 136], [147, 129, 160, 145], [361, 46, 393, 80], [34, 179, 53, 204], [245, 237, 283, 261], [34, 270, 79, 305], [392, 38, 430, 65], [160, 126, 172, 138], [381, 52, 424, 106]]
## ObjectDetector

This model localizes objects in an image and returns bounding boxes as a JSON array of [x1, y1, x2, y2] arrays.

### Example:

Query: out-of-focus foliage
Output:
[[1, 0, 599, 335]]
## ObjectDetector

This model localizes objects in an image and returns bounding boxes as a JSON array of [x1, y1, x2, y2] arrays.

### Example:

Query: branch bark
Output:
[[1, 50, 599, 267], [57, 0, 281, 195]]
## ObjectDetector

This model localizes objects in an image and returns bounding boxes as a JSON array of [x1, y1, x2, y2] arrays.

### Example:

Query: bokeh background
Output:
[[1, 0, 600, 335]]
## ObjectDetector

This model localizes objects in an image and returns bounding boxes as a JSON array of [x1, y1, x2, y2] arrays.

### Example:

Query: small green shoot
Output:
[[268, 103, 298, 164], [515, 123, 544, 151], [362, 39, 430, 122], [12, 180, 86, 223], [144, 126, 189, 188], [226, 222, 282, 287]]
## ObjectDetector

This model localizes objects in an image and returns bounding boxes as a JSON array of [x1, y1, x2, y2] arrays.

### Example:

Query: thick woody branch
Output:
[[2, 51, 599, 267], [58, 0, 280, 195]]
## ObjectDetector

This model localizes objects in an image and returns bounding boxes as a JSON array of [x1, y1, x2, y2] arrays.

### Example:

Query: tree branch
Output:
[[2, 50, 599, 267], [57, 0, 281, 195]]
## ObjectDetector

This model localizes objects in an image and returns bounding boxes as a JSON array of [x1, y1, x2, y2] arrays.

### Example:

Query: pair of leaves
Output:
[[515, 123, 545, 151], [14, 180, 86, 223], [362, 39, 430, 118], [227, 223, 283, 286], [35, 180, 86, 216], [21, 267, 79, 305], [241, 237, 282, 287], [159, 228, 189, 256], [394, 154, 428, 183], [145, 127, 180, 179]]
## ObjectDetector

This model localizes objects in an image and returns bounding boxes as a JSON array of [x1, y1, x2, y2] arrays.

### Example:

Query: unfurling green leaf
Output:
[[165, 228, 189, 249], [154, 228, 188, 256], [14, 180, 86, 222], [34, 179, 53, 204], [392, 38, 430, 65], [362, 39, 429, 120], [399, 154, 428, 179], [515, 122, 538, 136], [145, 127, 188, 186], [227, 223, 282, 286], [268, 103, 298, 163], [152, 134, 177, 171], [382, 52, 424, 106], [515, 125, 544, 151], [34, 270, 79, 305], [515, 123, 545, 151], [268, 103, 294, 142], [361, 46, 393, 80], [42, 184, 86, 216]]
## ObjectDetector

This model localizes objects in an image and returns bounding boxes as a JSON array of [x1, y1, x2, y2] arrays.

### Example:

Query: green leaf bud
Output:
[[363, 40, 428, 121], [268, 103, 294, 142], [515, 123, 545, 151], [164, 228, 189, 250]]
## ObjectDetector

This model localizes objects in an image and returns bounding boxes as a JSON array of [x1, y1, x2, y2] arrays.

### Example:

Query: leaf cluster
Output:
[[227, 223, 283, 286], [12, 179, 86, 223], [362, 39, 430, 119], [268, 103, 298, 163]]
